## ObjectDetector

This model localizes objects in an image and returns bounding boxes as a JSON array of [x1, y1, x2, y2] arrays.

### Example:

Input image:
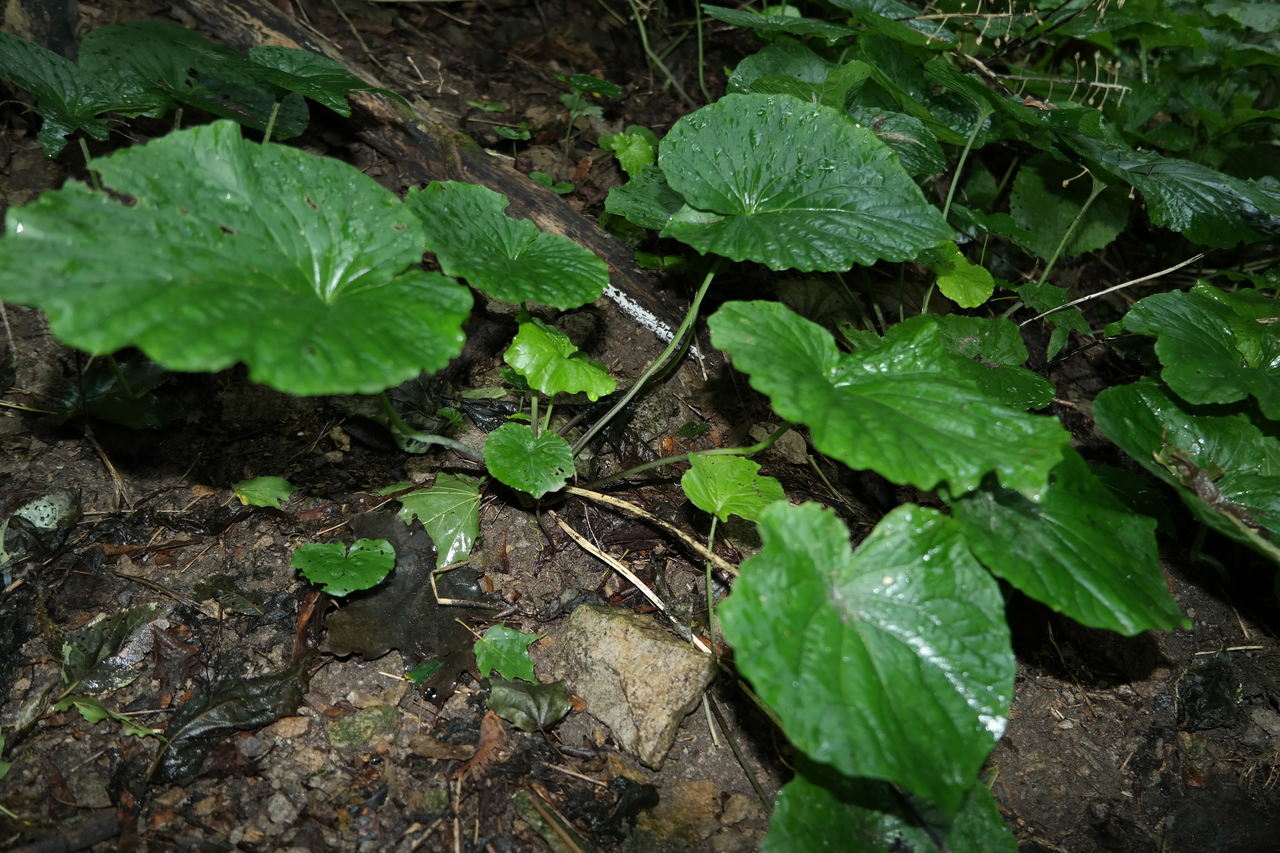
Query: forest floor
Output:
[[1, 1, 1279, 851]]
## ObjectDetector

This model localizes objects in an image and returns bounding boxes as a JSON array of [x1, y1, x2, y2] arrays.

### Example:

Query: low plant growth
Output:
[[1, 2, 1277, 848]]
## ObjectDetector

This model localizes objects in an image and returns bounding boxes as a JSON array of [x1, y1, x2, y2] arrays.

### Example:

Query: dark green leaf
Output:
[[721, 503, 1013, 815], [952, 450, 1188, 634], [391, 473, 483, 564], [0, 30, 116, 156], [701, 5, 856, 41], [1009, 157, 1130, 260], [247, 46, 403, 115], [603, 164, 686, 231], [405, 181, 606, 308], [54, 355, 179, 429], [61, 604, 164, 693], [486, 677, 572, 732], [658, 94, 951, 271], [680, 455, 785, 522]]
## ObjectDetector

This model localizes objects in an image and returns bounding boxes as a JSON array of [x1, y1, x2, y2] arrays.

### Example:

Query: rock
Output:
[[552, 605, 715, 768], [266, 792, 299, 825]]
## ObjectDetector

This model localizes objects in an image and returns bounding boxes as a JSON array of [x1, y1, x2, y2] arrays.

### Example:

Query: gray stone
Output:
[[556, 605, 715, 768]]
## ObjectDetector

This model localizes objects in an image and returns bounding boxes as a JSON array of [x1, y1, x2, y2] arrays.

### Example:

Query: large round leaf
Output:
[[0, 121, 472, 396], [483, 423, 574, 499], [658, 93, 950, 271], [405, 181, 607, 309], [721, 502, 1014, 815]]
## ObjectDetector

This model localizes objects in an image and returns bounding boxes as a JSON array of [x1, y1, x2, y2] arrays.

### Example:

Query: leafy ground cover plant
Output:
[[1, 4, 1277, 849]]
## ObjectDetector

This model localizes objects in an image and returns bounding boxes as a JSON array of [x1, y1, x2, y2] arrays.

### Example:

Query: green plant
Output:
[[1, 7, 1277, 848]]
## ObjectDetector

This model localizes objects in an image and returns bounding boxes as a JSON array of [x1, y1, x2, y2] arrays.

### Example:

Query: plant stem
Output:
[[263, 101, 281, 146], [530, 392, 540, 438], [77, 137, 102, 193], [572, 259, 720, 456], [105, 353, 136, 399], [582, 422, 793, 490], [1035, 170, 1106, 286], [941, 104, 993, 223], [695, 2, 711, 103], [377, 392, 484, 463], [623, 0, 696, 108], [705, 516, 719, 657]]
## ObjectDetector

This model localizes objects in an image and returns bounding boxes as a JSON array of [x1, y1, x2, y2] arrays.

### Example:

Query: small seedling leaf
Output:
[[604, 164, 687, 231], [54, 355, 179, 429], [504, 318, 616, 401], [680, 455, 785, 522], [54, 696, 165, 739], [565, 74, 621, 98], [953, 450, 1188, 634], [406, 661, 444, 685], [709, 301, 1068, 495], [232, 476, 296, 509], [484, 423, 574, 499], [475, 625, 542, 681], [599, 129, 657, 177], [658, 94, 950, 271], [247, 45, 403, 116], [916, 241, 995, 308], [486, 677, 572, 732], [405, 181, 606, 308], [720, 502, 1013, 815], [0, 122, 472, 396], [1123, 284, 1280, 419], [1094, 380, 1280, 564], [292, 539, 396, 597], [763, 760, 1015, 852], [390, 473, 483, 564]]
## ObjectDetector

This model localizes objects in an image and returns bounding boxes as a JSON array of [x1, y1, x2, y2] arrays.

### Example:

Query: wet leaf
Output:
[[0, 121, 473, 396], [484, 423, 574, 499], [405, 181, 607, 309], [604, 164, 686, 231], [232, 476, 296, 509], [680, 455, 785, 523], [1094, 380, 1280, 564], [763, 758, 1015, 852], [246, 45, 402, 115], [658, 94, 950, 271], [709, 301, 1067, 495], [61, 604, 164, 693], [54, 696, 163, 739], [701, 5, 856, 41], [952, 450, 1188, 634], [504, 318, 615, 401], [390, 474, 483, 564], [916, 241, 994, 308], [475, 625, 542, 681], [153, 663, 309, 783], [291, 539, 396, 597], [486, 677, 572, 732], [720, 502, 1013, 815], [599, 126, 658, 177], [1123, 284, 1280, 419]]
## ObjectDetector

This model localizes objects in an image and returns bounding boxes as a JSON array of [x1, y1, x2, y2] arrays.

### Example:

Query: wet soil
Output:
[[2, 1, 1279, 852]]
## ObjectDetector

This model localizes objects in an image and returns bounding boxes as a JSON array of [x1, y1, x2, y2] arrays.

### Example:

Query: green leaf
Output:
[[680, 455, 785, 522], [1068, 134, 1280, 247], [1015, 281, 1091, 360], [658, 94, 951, 271], [701, 5, 857, 41], [54, 696, 164, 739], [952, 450, 1188, 634], [0, 30, 116, 156], [291, 539, 396, 597], [232, 476, 296, 509], [475, 625, 543, 681], [1009, 158, 1129, 261], [486, 677, 572, 732], [79, 22, 309, 140], [484, 423, 574, 499], [0, 122, 472, 396], [728, 40, 835, 94], [709, 301, 1068, 495], [61, 604, 163, 692], [846, 106, 946, 177], [54, 355, 180, 429], [721, 503, 1013, 815], [1123, 284, 1280, 420], [764, 760, 1015, 852], [405, 181, 607, 309], [391, 474, 483, 564], [1094, 380, 1280, 563], [599, 128, 657, 177], [566, 74, 621, 98], [916, 242, 994, 308], [603, 164, 687, 231], [247, 46, 401, 116], [503, 319, 616, 401], [405, 660, 444, 685]]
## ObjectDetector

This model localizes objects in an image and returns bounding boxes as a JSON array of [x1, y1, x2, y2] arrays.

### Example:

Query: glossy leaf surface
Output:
[[391, 474, 483, 565], [504, 319, 616, 401], [292, 540, 396, 597], [475, 625, 542, 681], [680, 455, 785, 522], [721, 502, 1014, 814], [484, 423, 574, 498], [0, 122, 472, 396]]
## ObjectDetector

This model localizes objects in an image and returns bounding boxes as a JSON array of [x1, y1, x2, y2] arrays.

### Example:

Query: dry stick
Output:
[[562, 486, 737, 577], [550, 511, 713, 655], [1020, 252, 1205, 326]]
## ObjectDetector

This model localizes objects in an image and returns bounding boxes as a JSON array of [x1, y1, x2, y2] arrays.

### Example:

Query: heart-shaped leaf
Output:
[[390, 473, 483, 564], [405, 181, 607, 309], [721, 502, 1014, 815], [232, 476, 296, 509], [484, 423, 574, 498], [292, 539, 396, 597], [0, 122, 472, 396], [486, 677, 572, 732], [658, 93, 950, 271], [680, 455, 785, 522], [0, 31, 119, 156], [475, 625, 542, 681]]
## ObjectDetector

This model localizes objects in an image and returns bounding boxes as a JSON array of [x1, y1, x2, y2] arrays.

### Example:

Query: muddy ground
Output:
[[1, 1, 1279, 851]]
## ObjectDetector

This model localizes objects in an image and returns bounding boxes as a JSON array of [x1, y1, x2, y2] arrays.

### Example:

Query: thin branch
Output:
[[1020, 253, 1205, 326]]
